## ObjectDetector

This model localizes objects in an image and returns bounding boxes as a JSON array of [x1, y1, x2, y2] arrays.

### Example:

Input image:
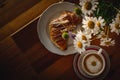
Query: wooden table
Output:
[[0, 0, 120, 80]]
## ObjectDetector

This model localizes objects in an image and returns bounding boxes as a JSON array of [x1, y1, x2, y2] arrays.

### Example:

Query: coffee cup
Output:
[[79, 50, 105, 77]]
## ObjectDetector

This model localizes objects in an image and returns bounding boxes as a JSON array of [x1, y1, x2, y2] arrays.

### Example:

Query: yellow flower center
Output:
[[115, 23, 120, 29], [82, 35, 87, 41], [88, 21, 95, 29], [97, 22, 101, 27], [84, 2, 92, 10], [77, 41, 83, 48], [105, 41, 111, 45]]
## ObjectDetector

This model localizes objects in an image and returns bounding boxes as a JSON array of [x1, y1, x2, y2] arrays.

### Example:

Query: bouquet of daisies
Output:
[[72, 0, 120, 53]]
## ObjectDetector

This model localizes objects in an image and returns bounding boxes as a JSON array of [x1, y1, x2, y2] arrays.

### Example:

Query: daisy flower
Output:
[[79, 0, 99, 15], [115, 13, 120, 22], [82, 16, 99, 35], [97, 31, 107, 40], [110, 19, 120, 35], [73, 31, 90, 53], [76, 30, 91, 41], [100, 38, 115, 47], [96, 16, 106, 30]]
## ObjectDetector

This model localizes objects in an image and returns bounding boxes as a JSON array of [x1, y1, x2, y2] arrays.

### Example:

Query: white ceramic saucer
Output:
[[73, 45, 110, 80]]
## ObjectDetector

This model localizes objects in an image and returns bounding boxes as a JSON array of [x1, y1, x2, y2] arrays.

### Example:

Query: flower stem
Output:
[[113, 7, 120, 13], [106, 26, 110, 39], [104, 25, 110, 39]]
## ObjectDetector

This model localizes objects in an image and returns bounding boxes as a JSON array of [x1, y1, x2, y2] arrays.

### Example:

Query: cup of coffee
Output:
[[78, 49, 105, 77]]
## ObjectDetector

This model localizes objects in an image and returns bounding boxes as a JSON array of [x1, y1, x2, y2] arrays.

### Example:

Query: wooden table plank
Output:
[[0, 37, 15, 53], [56, 67, 80, 80], [0, 0, 61, 41], [11, 19, 39, 51], [0, 0, 40, 27], [25, 42, 47, 63], [38, 55, 74, 80]]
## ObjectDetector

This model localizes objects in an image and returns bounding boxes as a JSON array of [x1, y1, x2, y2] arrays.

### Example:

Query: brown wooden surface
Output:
[[0, 0, 61, 41], [0, 0, 120, 80], [0, 0, 41, 27]]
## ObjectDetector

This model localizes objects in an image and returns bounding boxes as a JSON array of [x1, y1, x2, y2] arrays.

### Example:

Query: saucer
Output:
[[73, 45, 110, 80]]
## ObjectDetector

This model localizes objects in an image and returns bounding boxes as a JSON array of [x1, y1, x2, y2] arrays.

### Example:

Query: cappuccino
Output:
[[81, 51, 105, 76]]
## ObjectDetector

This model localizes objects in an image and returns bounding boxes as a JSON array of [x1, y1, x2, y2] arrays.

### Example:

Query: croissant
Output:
[[49, 11, 81, 50]]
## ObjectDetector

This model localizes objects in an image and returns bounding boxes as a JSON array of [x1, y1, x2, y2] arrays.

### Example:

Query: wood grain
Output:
[[0, 0, 61, 41], [0, 0, 120, 80], [0, 0, 40, 27]]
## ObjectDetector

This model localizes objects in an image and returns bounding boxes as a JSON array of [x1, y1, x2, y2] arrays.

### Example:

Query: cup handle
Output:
[[98, 48, 102, 54]]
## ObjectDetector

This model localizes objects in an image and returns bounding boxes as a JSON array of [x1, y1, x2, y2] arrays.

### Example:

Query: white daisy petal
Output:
[[96, 16, 105, 30], [115, 13, 120, 22], [73, 30, 91, 53], [110, 19, 120, 35], [100, 38, 115, 47], [82, 16, 100, 35], [79, 0, 99, 15]]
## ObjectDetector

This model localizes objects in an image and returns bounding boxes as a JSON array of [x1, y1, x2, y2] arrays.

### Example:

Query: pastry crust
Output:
[[49, 11, 81, 50]]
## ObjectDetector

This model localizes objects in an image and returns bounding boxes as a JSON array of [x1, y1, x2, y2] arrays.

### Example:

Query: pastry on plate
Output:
[[49, 11, 81, 50]]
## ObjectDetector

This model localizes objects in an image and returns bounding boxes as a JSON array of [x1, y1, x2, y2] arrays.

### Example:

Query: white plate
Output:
[[37, 2, 78, 55]]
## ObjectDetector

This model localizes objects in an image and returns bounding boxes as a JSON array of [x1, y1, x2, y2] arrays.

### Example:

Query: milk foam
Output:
[[85, 55, 102, 73]]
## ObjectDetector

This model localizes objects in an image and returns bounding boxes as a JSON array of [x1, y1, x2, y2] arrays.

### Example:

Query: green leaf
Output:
[[94, 0, 118, 24]]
